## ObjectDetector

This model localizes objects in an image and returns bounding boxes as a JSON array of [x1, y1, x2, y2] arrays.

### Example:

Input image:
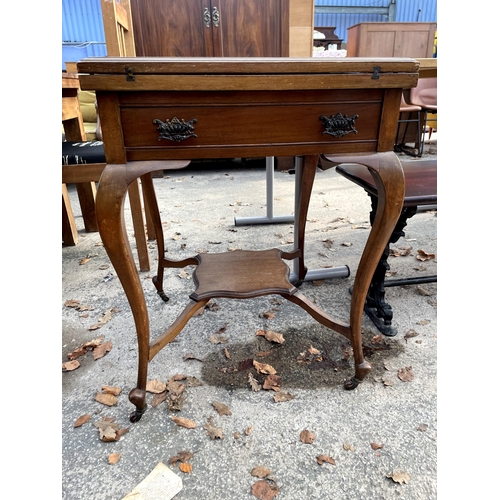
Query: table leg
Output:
[[324, 152, 405, 389], [95, 163, 151, 422]]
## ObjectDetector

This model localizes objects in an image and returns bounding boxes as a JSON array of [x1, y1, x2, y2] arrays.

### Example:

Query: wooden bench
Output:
[[324, 157, 437, 336]]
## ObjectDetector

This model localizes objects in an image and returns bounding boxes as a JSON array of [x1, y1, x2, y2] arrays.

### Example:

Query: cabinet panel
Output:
[[131, 0, 213, 57], [131, 0, 289, 57]]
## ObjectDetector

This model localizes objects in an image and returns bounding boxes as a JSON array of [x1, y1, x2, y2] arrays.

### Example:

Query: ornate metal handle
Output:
[[203, 7, 211, 28], [320, 113, 359, 138], [153, 117, 198, 143], [212, 6, 220, 27]]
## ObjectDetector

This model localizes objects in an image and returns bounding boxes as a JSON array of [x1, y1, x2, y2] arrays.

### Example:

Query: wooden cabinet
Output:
[[130, 0, 290, 57], [347, 22, 437, 58]]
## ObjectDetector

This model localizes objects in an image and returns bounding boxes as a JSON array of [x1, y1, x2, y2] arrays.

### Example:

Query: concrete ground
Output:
[[62, 140, 437, 500]]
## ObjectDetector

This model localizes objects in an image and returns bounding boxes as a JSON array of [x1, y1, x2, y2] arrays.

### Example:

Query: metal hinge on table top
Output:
[[372, 66, 381, 79], [125, 67, 135, 81]]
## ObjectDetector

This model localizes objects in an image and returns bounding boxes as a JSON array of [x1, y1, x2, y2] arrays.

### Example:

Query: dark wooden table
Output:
[[78, 57, 419, 422]]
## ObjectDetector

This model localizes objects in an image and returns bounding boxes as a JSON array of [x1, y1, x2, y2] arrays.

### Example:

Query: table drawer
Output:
[[118, 90, 385, 160]]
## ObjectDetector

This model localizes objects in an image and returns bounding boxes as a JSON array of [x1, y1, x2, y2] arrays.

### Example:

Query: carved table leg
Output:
[[324, 152, 405, 389], [96, 164, 152, 422], [364, 197, 417, 336]]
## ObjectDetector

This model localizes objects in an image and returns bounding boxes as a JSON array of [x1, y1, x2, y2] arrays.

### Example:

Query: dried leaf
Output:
[[108, 453, 121, 465], [212, 402, 232, 416], [343, 443, 355, 451], [146, 379, 167, 394], [371, 443, 384, 450], [416, 249, 435, 261], [251, 480, 279, 500], [95, 392, 118, 406], [102, 385, 121, 396], [382, 374, 394, 386], [251, 466, 271, 478], [273, 392, 294, 403], [224, 348, 231, 359], [94, 417, 129, 442], [248, 373, 262, 392], [74, 414, 91, 428], [404, 329, 419, 342], [93, 341, 112, 360], [245, 426, 253, 436], [371, 334, 383, 344], [178, 270, 190, 279], [67, 346, 87, 360], [300, 430, 315, 444], [263, 375, 282, 392], [259, 311, 275, 320], [80, 257, 91, 265], [65, 299, 81, 308], [151, 391, 167, 407], [171, 416, 196, 429], [62, 360, 80, 372], [416, 285, 433, 296], [169, 451, 194, 466], [417, 423, 429, 432], [208, 334, 227, 344], [316, 455, 336, 465], [397, 366, 414, 382], [204, 416, 223, 439], [179, 463, 193, 473], [387, 471, 411, 484], [256, 329, 285, 344], [390, 246, 412, 257], [253, 360, 277, 375]]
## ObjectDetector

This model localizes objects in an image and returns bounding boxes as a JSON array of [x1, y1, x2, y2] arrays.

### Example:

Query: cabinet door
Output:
[[131, 0, 214, 56], [214, 0, 288, 57]]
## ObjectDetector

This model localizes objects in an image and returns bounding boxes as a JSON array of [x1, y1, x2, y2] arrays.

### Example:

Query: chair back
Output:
[[409, 77, 437, 109], [100, 0, 136, 57]]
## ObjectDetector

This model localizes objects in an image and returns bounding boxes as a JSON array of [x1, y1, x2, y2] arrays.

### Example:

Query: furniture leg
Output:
[[128, 179, 150, 272], [322, 152, 405, 388], [365, 198, 417, 336], [62, 184, 78, 245], [76, 182, 99, 232]]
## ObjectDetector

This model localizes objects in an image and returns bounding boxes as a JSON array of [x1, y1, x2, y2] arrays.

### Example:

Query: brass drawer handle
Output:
[[153, 117, 198, 143], [320, 113, 359, 138]]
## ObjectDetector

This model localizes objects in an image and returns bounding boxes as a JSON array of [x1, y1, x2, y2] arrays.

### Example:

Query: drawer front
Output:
[[118, 90, 386, 160]]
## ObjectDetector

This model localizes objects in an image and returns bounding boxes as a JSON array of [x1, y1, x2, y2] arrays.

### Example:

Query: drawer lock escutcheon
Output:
[[153, 117, 198, 143], [320, 113, 359, 138]]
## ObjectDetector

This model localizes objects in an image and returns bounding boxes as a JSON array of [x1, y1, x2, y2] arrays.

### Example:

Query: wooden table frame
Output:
[[77, 57, 419, 422]]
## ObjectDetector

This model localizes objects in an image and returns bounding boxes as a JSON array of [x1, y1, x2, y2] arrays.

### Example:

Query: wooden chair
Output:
[[409, 77, 437, 156], [322, 156, 437, 336], [394, 94, 423, 157]]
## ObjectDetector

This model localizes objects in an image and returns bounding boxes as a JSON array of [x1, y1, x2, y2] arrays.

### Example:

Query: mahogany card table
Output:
[[77, 57, 419, 422]]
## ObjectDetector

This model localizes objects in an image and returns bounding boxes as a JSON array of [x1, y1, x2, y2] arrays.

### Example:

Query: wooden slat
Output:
[[80, 73, 418, 92], [77, 57, 419, 75]]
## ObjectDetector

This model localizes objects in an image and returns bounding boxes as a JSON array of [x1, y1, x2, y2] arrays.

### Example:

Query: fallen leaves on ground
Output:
[[66, 336, 103, 361], [387, 471, 411, 484], [212, 401, 232, 416], [169, 450, 194, 467], [263, 375, 282, 392], [253, 360, 277, 375], [208, 334, 227, 344], [297, 345, 323, 364], [343, 443, 355, 451], [74, 414, 91, 427], [171, 416, 196, 429], [371, 443, 384, 450], [248, 373, 262, 391], [95, 392, 118, 406], [251, 479, 279, 500], [300, 430, 315, 444], [256, 330, 285, 344], [397, 366, 414, 382], [146, 379, 167, 394], [65, 299, 94, 312], [273, 392, 294, 403], [390, 246, 412, 257], [204, 416, 223, 440], [416, 249, 435, 261], [62, 360, 80, 372], [102, 386, 121, 396], [166, 378, 187, 411], [259, 311, 275, 320], [108, 453, 120, 465], [179, 463, 193, 473], [316, 455, 336, 466], [93, 341, 113, 360], [94, 416, 129, 442], [251, 466, 271, 478], [404, 329, 419, 342], [88, 308, 120, 331]]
